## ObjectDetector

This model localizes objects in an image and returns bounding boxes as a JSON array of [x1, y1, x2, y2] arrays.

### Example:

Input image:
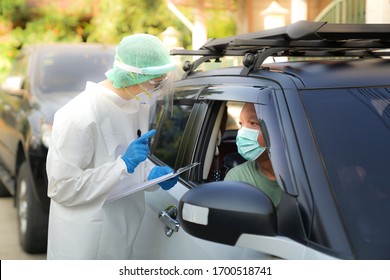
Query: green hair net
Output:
[[105, 34, 175, 88]]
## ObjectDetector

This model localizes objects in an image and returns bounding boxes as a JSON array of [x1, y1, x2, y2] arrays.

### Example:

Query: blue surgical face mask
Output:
[[236, 126, 266, 161]]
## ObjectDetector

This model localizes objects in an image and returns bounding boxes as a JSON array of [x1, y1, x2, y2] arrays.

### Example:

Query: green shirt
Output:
[[224, 161, 281, 206]]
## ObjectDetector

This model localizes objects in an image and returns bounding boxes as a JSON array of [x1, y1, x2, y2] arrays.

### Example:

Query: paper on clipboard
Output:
[[105, 162, 200, 203]]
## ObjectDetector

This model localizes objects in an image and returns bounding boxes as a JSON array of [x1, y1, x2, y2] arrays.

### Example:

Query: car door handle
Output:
[[159, 205, 180, 237]]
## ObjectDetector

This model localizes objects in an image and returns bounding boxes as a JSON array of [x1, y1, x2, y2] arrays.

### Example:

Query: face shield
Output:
[[143, 70, 177, 131], [113, 58, 178, 138]]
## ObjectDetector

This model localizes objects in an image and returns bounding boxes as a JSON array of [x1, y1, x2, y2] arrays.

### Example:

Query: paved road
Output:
[[0, 197, 46, 260]]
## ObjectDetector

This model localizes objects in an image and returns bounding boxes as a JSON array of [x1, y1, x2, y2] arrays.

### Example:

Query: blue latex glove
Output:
[[148, 166, 178, 190], [122, 129, 156, 173]]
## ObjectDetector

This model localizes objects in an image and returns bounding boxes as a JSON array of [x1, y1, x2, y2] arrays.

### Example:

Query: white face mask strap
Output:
[[138, 82, 153, 98], [123, 86, 141, 100]]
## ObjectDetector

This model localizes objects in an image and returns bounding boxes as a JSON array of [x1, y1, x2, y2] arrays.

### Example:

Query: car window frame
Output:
[[150, 80, 299, 192]]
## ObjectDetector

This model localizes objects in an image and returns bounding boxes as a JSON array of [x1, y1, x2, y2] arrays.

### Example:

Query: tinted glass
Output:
[[35, 48, 114, 94], [301, 88, 390, 259], [152, 101, 194, 167]]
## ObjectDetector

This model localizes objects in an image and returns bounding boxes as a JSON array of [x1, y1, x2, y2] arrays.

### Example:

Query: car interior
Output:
[[204, 101, 246, 183]]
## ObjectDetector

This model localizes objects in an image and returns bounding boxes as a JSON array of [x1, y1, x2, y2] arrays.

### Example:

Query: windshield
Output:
[[35, 47, 114, 94], [301, 88, 390, 259]]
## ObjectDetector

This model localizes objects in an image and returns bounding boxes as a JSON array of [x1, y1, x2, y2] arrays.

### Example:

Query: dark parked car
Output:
[[130, 21, 390, 259], [0, 43, 115, 253]]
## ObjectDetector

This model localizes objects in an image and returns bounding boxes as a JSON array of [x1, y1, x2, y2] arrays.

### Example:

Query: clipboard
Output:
[[105, 162, 200, 203], [174, 162, 200, 175]]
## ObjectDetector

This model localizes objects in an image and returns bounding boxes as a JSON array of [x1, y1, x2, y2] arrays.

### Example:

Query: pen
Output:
[[137, 129, 141, 138]]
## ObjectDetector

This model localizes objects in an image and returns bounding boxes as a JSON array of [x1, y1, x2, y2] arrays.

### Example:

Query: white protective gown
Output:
[[46, 82, 156, 259]]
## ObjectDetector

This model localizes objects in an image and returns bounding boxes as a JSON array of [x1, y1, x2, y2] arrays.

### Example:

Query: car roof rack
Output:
[[171, 20, 390, 76]]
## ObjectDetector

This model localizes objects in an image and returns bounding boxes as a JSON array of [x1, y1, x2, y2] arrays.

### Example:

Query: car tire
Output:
[[16, 162, 48, 254]]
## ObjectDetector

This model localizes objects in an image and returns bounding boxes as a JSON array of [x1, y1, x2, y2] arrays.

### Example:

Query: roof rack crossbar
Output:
[[170, 21, 390, 75], [230, 39, 390, 50]]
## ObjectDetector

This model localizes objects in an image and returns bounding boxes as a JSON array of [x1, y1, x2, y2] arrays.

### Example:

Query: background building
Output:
[[168, 0, 389, 48]]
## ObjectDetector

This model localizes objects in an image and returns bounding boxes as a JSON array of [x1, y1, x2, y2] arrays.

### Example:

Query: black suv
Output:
[[131, 21, 390, 260], [0, 43, 114, 253]]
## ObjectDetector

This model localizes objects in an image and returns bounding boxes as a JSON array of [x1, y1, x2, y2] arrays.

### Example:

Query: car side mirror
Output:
[[1, 76, 25, 96], [178, 181, 277, 246]]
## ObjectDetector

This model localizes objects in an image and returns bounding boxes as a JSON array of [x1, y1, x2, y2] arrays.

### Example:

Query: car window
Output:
[[200, 101, 245, 183], [225, 101, 242, 130], [34, 49, 113, 94], [301, 87, 390, 259], [151, 99, 195, 167], [151, 83, 291, 195], [9, 55, 28, 77], [197, 98, 288, 185]]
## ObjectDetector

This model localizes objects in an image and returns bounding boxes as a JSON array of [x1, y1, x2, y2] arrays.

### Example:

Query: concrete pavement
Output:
[[0, 197, 46, 260]]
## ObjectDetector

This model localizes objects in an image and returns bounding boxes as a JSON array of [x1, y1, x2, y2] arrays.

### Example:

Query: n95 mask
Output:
[[236, 126, 266, 161]]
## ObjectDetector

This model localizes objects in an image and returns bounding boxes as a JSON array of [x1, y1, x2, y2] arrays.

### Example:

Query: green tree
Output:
[[206, 9, 236, 39], [12, 8, 84, 45], [0, 0, 237, 82], [86, 0, 236, 47], [86, 0, 190, 45], [0, 0, 28, 82], [0, 1, 85, 81], [0, 0, 29, 28]]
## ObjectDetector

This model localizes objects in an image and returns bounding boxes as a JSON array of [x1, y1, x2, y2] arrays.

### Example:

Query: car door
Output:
[[0, 53, 29, 183], [132, 78, 343, 260], [131, 85, 269, 259], [167, 81, 345, 260]]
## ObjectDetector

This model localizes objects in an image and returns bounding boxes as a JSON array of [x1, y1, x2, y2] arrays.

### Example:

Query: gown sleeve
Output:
[[46, 113, 131, 207]]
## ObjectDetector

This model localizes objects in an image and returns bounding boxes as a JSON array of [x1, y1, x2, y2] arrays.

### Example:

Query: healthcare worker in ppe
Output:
[[46, 34, 178, 259]]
